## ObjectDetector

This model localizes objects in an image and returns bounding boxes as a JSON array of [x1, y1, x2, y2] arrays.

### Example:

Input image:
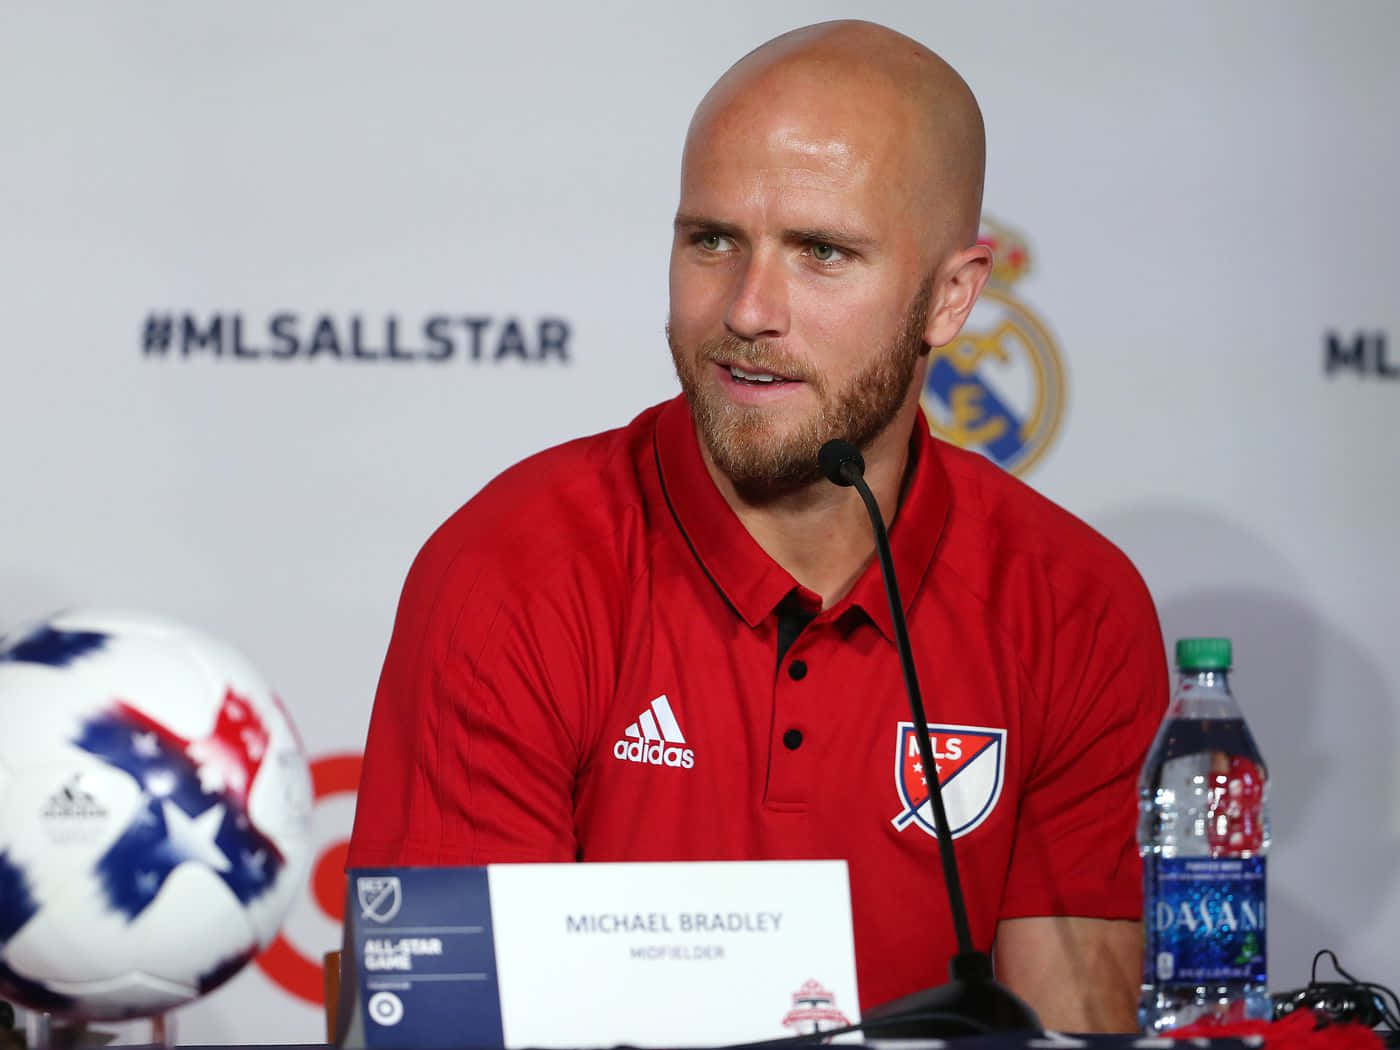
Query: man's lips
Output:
[[709, 359, 805, 385], [708, 360, 808, 402]]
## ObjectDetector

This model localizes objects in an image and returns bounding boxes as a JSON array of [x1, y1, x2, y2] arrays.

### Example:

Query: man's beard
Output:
[[668, 279, 933, 502]]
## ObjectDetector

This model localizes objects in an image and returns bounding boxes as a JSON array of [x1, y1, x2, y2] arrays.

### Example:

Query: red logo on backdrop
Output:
[[255, 753, 362, 1005]]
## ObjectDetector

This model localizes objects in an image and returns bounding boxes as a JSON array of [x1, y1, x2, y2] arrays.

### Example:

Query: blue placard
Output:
[[340, 861, 860, 1048], [348, 867, 505, 1048]]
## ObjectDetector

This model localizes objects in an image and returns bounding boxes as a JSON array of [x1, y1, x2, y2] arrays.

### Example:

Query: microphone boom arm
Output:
[[839, 459, 980, 971], [819, 439, 1038, 1034]]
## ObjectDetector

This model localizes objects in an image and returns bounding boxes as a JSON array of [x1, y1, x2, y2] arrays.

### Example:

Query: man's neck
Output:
[[699, 400, 921, 610]]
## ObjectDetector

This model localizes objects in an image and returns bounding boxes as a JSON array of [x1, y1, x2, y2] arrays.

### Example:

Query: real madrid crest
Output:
[[922, 217, 1066, 476]]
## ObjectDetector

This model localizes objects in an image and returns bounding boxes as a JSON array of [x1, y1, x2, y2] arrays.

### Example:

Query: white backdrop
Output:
[[2, 1, 1397, 1042]]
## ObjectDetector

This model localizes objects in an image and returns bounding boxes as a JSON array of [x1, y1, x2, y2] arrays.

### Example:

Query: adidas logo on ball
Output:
[[40, 775, 109, 821], [613, 695, 695, 769]]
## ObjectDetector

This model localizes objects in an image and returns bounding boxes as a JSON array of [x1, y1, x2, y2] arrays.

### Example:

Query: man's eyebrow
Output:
[[673, 213, 742, 236], [673, 214, 877, 251], [785, 226, 878, 251]]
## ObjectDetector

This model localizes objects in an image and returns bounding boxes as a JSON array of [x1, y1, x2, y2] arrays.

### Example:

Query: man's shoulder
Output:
[[933, 439, 1152, 620], [408, 403, 664, 602]]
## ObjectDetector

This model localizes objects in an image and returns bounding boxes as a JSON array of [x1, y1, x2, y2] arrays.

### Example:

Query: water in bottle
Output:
[[1138, 637, 1270, 1033]]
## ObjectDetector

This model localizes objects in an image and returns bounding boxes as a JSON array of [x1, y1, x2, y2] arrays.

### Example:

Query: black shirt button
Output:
[[783, 728, 803, 750], [787, 660, 808, 681]]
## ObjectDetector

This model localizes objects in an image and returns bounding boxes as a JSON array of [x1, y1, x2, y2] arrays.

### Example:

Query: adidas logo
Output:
[[40, 775, 108, 820], [613, 694, 695, 769]]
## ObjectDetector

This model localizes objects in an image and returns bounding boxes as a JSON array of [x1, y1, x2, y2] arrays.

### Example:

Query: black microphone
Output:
[[818, 438, 1040, 1037]]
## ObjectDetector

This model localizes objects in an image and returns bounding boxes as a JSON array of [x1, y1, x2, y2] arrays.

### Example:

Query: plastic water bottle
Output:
[[1138, 637, 1270, 1033]]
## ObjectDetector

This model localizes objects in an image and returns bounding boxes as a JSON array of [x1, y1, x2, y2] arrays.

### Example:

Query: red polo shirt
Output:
[[349, 394, 1168, 1010]]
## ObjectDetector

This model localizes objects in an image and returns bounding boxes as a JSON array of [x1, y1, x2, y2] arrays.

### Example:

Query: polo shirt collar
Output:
[[653, 394, 952, 641], [843, 416, 951, 643], [654, 396, 797, 627]]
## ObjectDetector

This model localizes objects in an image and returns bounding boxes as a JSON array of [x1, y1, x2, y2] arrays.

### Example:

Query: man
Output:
[[349, 20, 1167, 1033]]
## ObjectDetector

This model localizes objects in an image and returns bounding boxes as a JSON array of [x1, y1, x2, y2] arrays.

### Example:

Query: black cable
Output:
[[1318, 948, 1400, 1028], [1298, 948, 1400, 1031]]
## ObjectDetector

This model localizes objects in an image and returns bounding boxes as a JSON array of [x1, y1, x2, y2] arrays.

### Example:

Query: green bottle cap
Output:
[[1176, 637, 1232, 671]]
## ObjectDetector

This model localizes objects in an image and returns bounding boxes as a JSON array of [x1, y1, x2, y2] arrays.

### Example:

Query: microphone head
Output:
[[818, 439, 865, 486]]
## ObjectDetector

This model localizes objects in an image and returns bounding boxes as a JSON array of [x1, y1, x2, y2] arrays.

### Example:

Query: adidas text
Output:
[[613, 738, 695, 768]]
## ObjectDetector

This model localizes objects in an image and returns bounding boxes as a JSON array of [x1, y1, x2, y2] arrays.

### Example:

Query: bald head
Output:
[[685, 20, 985, 253], [668, 22, 994, 500]]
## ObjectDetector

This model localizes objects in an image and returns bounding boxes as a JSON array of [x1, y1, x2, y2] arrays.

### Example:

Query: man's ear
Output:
[[924, 243, 993, 348]]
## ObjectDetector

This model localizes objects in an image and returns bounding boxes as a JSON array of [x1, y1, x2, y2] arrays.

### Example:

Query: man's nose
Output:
[[724, 250, 789, 341]]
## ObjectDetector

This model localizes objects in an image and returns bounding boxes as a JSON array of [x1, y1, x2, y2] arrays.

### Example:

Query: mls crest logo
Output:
[[357, 876, 402, 923], [922, 216, 1066, 477], [891, 722, 1007, 839]]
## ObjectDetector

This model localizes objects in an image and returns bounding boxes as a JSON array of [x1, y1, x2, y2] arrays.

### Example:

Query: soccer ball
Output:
[[0, 611, 313, 1020]]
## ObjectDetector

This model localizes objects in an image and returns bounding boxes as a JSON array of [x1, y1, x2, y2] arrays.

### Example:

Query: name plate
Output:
[[339, 860, 861, 1048]]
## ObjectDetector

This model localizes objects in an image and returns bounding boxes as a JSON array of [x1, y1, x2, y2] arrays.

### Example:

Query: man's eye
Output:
[[698, 233, 732, 252], [810, 243, 844, 263]]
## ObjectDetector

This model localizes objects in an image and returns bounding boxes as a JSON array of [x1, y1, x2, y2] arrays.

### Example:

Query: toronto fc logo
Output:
[[781, 979, 851, 1037], [891, 722, 1007, 839]]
